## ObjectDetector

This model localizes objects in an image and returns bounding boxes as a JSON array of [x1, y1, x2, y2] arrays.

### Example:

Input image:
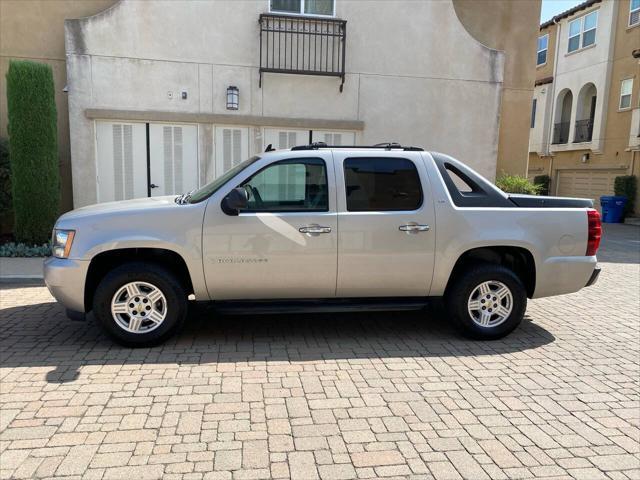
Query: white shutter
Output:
[[215, 126, 249, 177], [149, 124, 198, 197], [96, 121, 147, 202], [264, 128, 309, 150], [312, 130, 356, 146]]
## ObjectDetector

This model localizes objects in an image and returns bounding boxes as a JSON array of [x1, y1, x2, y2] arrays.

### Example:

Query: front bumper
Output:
[[43, 257, 90, 312]]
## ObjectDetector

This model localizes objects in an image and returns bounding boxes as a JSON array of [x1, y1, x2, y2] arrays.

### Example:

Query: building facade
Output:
[[528, 0, 640, 212], [60, 0, 539, 208], [0, 0, 118, 212]]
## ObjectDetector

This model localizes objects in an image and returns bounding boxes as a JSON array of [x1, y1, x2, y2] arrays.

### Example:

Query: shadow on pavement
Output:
[[0, 300, 555, 384]]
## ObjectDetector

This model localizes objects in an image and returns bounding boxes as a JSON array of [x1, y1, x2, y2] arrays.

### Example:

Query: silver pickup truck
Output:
[[44, 144, 602, 346]]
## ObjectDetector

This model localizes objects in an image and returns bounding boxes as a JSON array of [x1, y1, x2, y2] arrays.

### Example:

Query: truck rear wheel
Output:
[[445, 263, 526, 340], [93, 262, 188, 347]]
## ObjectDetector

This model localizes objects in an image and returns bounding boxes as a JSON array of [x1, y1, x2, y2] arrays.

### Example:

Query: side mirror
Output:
[[221, 187, 248, 216]]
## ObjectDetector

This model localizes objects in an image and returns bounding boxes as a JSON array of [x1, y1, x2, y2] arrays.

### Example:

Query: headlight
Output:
[[52, 229, 75, 258]]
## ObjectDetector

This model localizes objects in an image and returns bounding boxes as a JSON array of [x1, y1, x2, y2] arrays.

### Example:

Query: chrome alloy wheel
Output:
[[111, 281, 167, 333], [467, 280, 513, 328]]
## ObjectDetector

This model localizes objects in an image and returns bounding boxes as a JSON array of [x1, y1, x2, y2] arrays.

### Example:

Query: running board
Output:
[[211, 298, 429, 315]]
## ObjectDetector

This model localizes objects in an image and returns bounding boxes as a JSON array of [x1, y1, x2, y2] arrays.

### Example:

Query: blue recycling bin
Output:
[[600, 195, 627, 223]]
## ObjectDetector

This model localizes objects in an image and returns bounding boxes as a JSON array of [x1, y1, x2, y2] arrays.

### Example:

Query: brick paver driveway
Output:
[[1, 225, 639, 479]]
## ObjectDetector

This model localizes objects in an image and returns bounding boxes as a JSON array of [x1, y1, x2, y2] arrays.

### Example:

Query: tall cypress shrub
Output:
[[6, 60, 60, 244]]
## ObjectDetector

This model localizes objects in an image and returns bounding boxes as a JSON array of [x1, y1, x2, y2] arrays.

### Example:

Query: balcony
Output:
[[258, 13, 347, 91], [552, 122, 570, 144], [574, 118, 594, 142]]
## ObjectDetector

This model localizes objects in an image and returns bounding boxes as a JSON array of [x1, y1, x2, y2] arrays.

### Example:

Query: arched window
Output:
[[575, 83, 597, 142], [553, 89, 573, 144]]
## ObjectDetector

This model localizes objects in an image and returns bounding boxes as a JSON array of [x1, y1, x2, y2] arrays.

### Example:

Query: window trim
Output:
[[343, 157, 424, 213], [619, 78, 634, 111], [630, 0, 640, 27], [567, 10, 598, 53], [237, 157, 330, 213], [531, 98, 537, 128], [536, 34, 549, 66], [268, 0, 336, 18]]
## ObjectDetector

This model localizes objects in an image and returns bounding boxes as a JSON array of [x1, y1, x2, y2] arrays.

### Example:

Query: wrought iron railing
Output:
[[258, 13, 347, 91], [574, 118, 594, 142], [552, 122, 570, 144]]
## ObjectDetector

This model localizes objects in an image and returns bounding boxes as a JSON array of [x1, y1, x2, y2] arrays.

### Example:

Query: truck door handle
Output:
[[299, 225, 332, 235], [150, 184, 160, 189], [399, 223, 430, 233]]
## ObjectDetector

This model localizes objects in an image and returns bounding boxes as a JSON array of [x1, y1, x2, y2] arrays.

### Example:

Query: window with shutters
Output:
[[311, 130, 356, 146], [215, 127, 249, 178], [162, 126, 184, 194], [112, 124, 135, 201], [240, 158, 328, 212], [222, 129, 243, 172]]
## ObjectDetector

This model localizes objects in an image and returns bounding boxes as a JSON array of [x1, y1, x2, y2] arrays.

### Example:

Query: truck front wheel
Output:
[[445, 263, 527, 340], [92, 262, 188, 347]]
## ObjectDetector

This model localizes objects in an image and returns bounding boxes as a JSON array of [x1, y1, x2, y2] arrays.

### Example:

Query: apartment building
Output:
[[529, 0, 639, 211]]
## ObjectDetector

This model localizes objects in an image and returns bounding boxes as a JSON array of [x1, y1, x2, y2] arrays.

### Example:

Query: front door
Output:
[[333, 151, 436, 297], [202, 152, 337, 299], [149, 124, 198, 197]]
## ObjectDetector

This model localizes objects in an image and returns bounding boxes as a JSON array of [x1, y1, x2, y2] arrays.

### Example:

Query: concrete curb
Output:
[[0, 257, 45, 282]]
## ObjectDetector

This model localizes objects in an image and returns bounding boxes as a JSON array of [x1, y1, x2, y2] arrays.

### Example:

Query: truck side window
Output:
[[344, 157, 423, 212], [241, 158, 328, 212]]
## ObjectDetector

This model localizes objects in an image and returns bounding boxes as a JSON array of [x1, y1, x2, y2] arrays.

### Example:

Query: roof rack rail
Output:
[[290, 142, 424, 151]]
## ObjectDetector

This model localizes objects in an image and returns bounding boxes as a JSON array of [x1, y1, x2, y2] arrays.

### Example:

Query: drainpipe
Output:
[[546, 17, 562, 194]]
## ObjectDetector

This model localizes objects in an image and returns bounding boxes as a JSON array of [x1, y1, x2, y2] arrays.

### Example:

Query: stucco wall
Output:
[[0, 0, 117, 212], [452, 0, 541, 177], [65, 0, 516, 207]]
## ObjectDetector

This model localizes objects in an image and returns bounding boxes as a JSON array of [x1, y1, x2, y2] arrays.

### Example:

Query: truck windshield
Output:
[[187, 156, 260, 203]]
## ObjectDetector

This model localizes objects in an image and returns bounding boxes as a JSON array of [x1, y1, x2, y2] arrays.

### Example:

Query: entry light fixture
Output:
[[226, 86, 239, 110]]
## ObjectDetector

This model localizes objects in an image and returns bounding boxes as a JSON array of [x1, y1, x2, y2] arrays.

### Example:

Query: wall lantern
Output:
[[226, 86, 239, 110], [581, 153, 590, 163]]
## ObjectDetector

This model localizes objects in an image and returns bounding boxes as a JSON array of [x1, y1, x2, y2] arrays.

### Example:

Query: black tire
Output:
[[445, 263, 527, 340], [92, 262, 188, 347]]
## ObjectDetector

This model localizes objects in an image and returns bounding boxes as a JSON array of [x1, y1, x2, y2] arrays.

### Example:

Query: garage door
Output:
[[556, 169, 626, 210]]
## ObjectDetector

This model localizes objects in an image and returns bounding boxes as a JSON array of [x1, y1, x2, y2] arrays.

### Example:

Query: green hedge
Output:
[[0, 138, 11, 216], [495, 174, 541, 195], [0, 242, 51, 257], [6, 60, 59, 244], [614, 175, 637, 217]]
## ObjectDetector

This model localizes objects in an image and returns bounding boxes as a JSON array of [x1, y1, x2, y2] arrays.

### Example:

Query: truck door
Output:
[[202, 152, 338, 299], [333, 151, 436, 297]]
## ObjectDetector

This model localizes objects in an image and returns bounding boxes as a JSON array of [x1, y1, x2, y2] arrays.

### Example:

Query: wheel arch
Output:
[[445, 246, 536, 298], [84, 248, 194, 312]]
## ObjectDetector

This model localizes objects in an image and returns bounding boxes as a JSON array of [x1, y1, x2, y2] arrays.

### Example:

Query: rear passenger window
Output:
[[344, 157, 422, 211]]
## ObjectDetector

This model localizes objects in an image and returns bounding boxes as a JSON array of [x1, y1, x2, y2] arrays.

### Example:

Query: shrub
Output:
[[614, 175, 637, 217], [533, 174, 550, 196], [0, 242, 51, 257], [0, 138, 11, 216], [495, 174, 541, 195], [6, 60, 60, 244]]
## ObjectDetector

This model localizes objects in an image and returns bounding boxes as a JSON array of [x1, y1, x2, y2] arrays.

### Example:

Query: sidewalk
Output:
[[0, 257, 44, 282]]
